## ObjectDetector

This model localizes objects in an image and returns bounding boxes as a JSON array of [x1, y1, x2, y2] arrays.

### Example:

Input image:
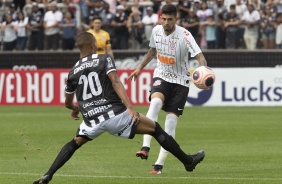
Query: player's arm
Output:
[[65, 76, 80, 120], [106, 45, 114, 59], [127, 47, 157, 81], [138, 47, 157, 70], [108, 71, 140, 124], [184, 31, 207, 67], [195, 52, 207, 66], [65, 93, 80, 120], [105, 33, 114, 59]]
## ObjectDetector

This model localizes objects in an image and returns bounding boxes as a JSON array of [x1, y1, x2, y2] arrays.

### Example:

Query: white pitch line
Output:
[[0, 172, 282, 181]]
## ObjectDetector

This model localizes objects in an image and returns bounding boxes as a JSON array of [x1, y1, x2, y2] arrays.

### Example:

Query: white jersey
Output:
[[149, 25, 202, 87]]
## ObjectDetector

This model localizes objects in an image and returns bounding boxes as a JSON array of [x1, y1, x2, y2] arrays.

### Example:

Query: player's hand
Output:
[[127, 107, 140, 125], [71, 105, 80, 120], [127, 68, 141, 81]]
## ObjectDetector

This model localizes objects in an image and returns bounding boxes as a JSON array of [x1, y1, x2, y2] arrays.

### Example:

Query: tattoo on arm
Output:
[[196, 52, 207, 66], [148, 48, 157, 58], [138, 48, 157, 70]]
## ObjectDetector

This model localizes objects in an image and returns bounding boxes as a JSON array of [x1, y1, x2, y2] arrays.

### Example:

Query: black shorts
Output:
[[149, 77, 189, 115]]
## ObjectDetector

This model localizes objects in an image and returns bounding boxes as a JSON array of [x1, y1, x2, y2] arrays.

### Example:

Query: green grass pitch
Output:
[[0, 106, 282, 184]]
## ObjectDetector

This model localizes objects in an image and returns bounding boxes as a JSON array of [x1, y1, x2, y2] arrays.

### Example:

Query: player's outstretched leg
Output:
[[33, 139, 81, 184], [136, 113, 205, 172], [151, 122, 205, 172]]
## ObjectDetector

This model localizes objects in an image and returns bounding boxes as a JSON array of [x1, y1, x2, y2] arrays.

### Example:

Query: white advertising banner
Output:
[[0, 68, 281, 106], [187, 68, 282, 106]]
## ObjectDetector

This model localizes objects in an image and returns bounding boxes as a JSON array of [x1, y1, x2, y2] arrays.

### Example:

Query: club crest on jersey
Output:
[[107, 57, 113, 68], [169, 40, 177, 50], [102, 35, 106, 41], [183, 31, 190, 37], [153, 80, 162, 86]]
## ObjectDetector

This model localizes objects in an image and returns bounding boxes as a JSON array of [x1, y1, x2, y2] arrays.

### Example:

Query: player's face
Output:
[[92, 19, 102, 31], [160, 14, 178, 34]]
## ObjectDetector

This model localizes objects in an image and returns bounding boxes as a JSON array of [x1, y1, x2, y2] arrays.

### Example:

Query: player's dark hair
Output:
[[92, 16, 102, 22], [76, 31, 96, 50], [161, 4, 177, 17]]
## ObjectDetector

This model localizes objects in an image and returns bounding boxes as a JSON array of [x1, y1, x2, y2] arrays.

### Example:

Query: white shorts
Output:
[[76, 110, 136, 140]]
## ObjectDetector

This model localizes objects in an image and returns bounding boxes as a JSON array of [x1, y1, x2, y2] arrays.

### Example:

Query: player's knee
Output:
[[74, 136, 89, 147], [152, 122, 165, 142], [150, 98, 163, 110]]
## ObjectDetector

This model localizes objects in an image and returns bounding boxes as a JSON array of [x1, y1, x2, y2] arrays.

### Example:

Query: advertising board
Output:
[[0, 68, 281, 106]]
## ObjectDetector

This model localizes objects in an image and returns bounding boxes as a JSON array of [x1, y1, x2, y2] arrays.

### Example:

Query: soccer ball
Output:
[[191, 66, 215, 90]]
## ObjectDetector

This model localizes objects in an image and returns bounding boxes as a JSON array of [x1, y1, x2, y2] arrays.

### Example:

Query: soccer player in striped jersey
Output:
[[33, 32, 205, 184], [128, 4, 207, 174]]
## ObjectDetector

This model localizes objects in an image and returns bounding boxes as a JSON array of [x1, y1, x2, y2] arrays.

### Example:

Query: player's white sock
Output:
[[142, 98, 163, 148], [155, 113, 178, 166]]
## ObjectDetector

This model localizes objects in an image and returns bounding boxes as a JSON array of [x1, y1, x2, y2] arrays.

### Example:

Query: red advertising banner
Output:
[[0, 69, 153, 106]]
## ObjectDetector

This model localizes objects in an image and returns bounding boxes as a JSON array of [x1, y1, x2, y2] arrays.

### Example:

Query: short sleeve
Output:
[[183, 30, 202, 57], [149, 29, 156, 48], [105, 55, 116, 74], [105, 32, 111, 46], [65, 71, 77, 94]]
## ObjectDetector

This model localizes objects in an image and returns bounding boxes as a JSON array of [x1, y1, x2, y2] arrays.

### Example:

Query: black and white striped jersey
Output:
[[149, 25, 202, 87], [65, 53, 126, 126]]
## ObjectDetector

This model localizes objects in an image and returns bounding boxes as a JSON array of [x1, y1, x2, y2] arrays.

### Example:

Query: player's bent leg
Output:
[[138, 97, 163, 160], [146, 97, 163, 122]]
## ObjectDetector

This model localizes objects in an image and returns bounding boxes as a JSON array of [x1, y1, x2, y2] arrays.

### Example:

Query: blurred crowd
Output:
[[1, 0, 282, 51]]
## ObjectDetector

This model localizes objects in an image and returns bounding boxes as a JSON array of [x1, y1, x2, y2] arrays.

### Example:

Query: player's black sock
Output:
[[45, 139, 80, 176], [152, 122, 193, 165]]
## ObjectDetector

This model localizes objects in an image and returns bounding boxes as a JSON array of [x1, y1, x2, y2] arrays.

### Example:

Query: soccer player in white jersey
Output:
[[33, 32, 205, 184], [128, 4, 208, 174]]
